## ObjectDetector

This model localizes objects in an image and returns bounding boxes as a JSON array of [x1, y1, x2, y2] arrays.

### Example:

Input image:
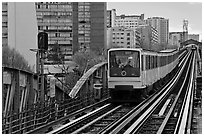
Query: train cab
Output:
[[108, 48, 143, 102]]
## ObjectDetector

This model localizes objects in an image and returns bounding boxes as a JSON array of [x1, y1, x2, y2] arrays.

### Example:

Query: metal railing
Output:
[[2, 62, 109, 134]]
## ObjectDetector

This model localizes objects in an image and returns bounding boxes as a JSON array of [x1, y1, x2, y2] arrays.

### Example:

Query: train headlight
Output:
[[121, 71, 127, 76]]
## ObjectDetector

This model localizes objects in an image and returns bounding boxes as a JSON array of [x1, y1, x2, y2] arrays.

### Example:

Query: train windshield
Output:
[[109, 50, 140, 77]]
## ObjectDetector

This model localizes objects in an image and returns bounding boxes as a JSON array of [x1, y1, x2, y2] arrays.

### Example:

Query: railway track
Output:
[[31, 50, 197, 134], [49, 103, 135, 134], [72, 104, 134, 134], [27, 98, 109, 133], [123, 51, 195, 134], [103, 50, 194, 134]]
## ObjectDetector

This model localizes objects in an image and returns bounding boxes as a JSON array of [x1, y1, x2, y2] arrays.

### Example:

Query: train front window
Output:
[[109, 50, 140, 77]]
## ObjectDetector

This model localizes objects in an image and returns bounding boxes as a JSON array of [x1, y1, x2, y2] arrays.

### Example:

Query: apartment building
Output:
[[169, 32, 183, 48], [136, 25, 159, 50], [107, 9, 116, 28], [35, 2, 107, 65], [115, 14, 146, 28], [107, 26, 141, 49], [188, 34, 199, 41], [146, 17, 169, 46], [2, 2, 8, 47]]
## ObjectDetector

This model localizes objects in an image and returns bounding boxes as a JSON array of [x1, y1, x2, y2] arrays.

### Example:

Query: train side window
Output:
[[153, 56, 154, 68], [152, 56, 154, 69], [155, 56, 158, 68], [141, 55, 143, 71], [146, 55, 149, 70], [164, 56, 166, 66], [161, 56, 163, 66], [152, 56, 155, 68], [149, 55, 151, 69]]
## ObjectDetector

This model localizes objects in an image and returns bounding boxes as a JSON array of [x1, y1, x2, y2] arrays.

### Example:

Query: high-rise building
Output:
[[2, 2, 8, 47], [35, 2, 107, 65], [146, 17, 169, 47], [169, 32, 183, 48], [107, 26, 141, 49], [107, 9, 116, 28], [74, 2, 107, 54], [188, 34, 199, 41], [36, 2, 73, 64], [2, 2, 37, 68], [136, 25, 159, 50], [115, 14, 145, 29]]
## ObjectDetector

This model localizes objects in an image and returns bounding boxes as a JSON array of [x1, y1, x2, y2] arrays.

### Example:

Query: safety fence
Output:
[[2, 62, 109, 133]]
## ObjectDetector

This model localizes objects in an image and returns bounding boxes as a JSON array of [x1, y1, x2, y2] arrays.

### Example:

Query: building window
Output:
[[127, 37, 130, 40], [55, 33, 60, 37], [37, 4, 40, 9], [127, 33, 130, 36], [127, 42, 130, 45]]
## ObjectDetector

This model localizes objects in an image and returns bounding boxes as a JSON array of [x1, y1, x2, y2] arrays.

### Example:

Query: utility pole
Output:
[[37, 32, 48, 102]]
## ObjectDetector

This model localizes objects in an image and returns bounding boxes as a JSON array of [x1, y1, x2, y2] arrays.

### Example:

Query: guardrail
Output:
[[2, 62, 109, 134]]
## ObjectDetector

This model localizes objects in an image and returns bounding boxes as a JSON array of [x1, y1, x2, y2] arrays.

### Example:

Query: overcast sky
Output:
[[107, 2, 202, 38]]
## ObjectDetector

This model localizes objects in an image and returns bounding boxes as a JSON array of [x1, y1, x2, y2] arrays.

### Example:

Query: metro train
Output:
[[108, 47, 181, 103]]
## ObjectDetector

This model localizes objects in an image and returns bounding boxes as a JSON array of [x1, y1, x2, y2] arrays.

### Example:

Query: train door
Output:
[[141, 54, 146, 87]]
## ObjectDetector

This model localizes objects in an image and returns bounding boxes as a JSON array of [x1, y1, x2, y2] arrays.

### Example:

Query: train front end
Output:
[[108, 48, 143, 103]]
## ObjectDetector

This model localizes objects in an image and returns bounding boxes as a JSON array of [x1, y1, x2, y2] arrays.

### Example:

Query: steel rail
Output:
[[48, 103, 112, 134], [156, 51, 194, 134], [26, 98, 109, 133], [123, 51, 192, 134], [109, 51, 191, 134], [100, 93, 157, 134], [177, 51, 195, 134], [72, 105, 122, 134]]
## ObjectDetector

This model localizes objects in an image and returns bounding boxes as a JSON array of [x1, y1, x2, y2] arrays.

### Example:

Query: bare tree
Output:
[[2, 46, 31, 71]]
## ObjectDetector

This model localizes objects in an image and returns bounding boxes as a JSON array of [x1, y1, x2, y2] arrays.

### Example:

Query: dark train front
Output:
[[108, 48, 144, 103]]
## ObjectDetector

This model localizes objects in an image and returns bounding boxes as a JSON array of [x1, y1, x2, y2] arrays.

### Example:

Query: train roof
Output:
[[159, 48, 178, 53], [108, 47, 142, 51], [108, 47, 178, 54]]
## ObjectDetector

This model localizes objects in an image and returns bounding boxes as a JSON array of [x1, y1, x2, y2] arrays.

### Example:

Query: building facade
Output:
[[107, 9, 116, 28], [146, 17, 169, 47], [36, 2, 73, 64], [2, 2, 37, 68], [2, 2, 8, 47], [188, 34, 199, 41], [136, 25, 159, 50], [35, 2, 107, 65], [169, 32, 183, 48], [107, 26, 141, 49], [115, 14, 145, 29]]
